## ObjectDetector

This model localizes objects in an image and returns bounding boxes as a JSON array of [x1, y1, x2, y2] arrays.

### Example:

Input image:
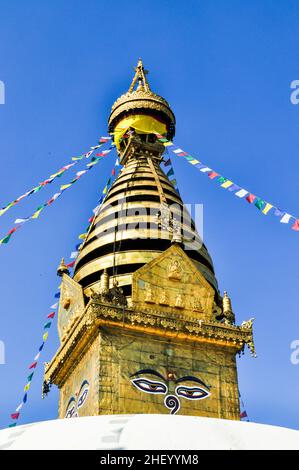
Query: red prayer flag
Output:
[[99, 138, 109, 143], [11, 413, 20, 420], [29, 362, 38, 370], [112, 168, 116, 176], [177, 152, 188, 157], [208, 171, 219, 180], [8, 228, 17, 235], [292, 219, 299, 231], [66, 261, 76, 268], [47, 312, 55, 319], [88, 216, 95, 224], [246, 194, 256, 204], [240, 411, 248, 419]]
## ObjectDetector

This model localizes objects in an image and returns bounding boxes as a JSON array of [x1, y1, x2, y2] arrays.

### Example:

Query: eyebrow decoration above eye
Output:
[[130, 369, 166, 381], [175, 376, 210, 389]]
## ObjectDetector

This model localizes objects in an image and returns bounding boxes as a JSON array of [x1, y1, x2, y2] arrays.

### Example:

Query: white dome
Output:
[[1, 415, 299, 450]]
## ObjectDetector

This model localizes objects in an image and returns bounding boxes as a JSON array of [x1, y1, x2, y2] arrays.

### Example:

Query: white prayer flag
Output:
[[200, 167, 212, 173], [235, 189, 248, 198], [280, 213, 292, 224]]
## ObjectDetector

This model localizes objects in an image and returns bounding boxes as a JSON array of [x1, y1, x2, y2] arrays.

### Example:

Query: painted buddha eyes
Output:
[[77, 380, 89, 408], [65, 397, 78, 419], [65, 380, 90, 418], [176, 385, 210, 400], [131, 378, 167, 394], [130, 369, 211, 414]]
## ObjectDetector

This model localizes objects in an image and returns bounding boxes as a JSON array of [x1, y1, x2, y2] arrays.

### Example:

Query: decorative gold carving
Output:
[[168, 260, 181, 281], [159, 291, 169, 305], [58, 274, 85, 343], [193, 297, 203, 312], [63, 298, 71, 310], [144, 284, 155, 303], [174, 294, 184, 309], [132, 244, 215, 320], [241, 318, 255, 330]]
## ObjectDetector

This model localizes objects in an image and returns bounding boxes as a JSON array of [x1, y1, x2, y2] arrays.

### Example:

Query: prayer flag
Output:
[[246, 194, 256, 204], [255, 198, 265, 210], [29, 362, 37, 370], [292, 219, 299, 231], [43, 332, 49, 341], [200, 167, 212, 173], [221, 180, 233, 189], [262, 203, 273, 215], [10, 413, 20, 420], [208, 172, 219, 179], [227, 184, 240, 192], [66, 261, 75, 268], [280, 213, 292, 224], [235, 189, 248, 198], [47, 312, 55, 319]]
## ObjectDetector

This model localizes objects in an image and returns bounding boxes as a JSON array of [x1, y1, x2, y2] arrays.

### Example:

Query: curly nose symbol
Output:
[[164, 394, 180, 415]]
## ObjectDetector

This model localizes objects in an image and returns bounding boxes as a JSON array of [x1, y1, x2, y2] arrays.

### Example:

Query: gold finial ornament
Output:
[[108, 58, 176, 142], [57, 258, 70, 277], [100, 269, 109, 295], [222, 291, 235, 325]]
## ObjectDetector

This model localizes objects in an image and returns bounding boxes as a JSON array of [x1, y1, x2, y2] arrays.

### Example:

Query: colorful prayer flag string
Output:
[[155, 134, 299, 232], [0, 146, 115, 245], [0, 137, 112, 219], [65, 157, 121, 263], [7, 306, 58, 428], [239, 392, 249, 422], [162, 154, 179, 193]]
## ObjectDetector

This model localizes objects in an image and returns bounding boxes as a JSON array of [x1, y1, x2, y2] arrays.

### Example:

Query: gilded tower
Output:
[[45, 60, 255, 420]]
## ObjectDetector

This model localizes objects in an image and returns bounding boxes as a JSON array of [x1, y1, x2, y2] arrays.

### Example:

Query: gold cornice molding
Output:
[[45, 301, 255, 388]]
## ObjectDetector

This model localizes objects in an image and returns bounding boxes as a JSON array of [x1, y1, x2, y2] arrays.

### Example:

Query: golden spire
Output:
[[222, 291, 235, 324], [128, 58, 150, 93], [57, 258, 70, 277], [108, 59, 176, 141]]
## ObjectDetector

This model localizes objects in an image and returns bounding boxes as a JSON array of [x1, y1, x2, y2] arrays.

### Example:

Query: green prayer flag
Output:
[[9, 423, 17, 428], [255, 198, 265, 210], [218, 176, 228, 184], [0, 234, 12, 244], [33, 185, 43, 193], [44, 322, 52, 329], [27, 373, 34, 382]]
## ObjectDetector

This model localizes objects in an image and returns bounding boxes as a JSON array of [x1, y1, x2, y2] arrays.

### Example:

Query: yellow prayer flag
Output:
[[262, 203, 273, 215], [43, 332, 49, 341], [163, 141, 173, 147], [60, 184, 72, 190], [189, 159, 200, 165], [103, 186, 108, 195], [221, 180, 233, 189], [24, 383, 31, 392], [78, 233, 87, 239], [31, 209, 43, 219]]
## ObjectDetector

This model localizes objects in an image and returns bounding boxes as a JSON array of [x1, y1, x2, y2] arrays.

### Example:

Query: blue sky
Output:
[[0, 0, 299, 430]]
